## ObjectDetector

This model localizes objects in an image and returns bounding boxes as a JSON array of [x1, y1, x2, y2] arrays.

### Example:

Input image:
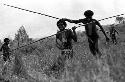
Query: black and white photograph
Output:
[[0, 0, 125, 82]]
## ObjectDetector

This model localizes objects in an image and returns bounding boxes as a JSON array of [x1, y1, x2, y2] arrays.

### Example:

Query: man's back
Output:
[[80, 18, 99, 37]]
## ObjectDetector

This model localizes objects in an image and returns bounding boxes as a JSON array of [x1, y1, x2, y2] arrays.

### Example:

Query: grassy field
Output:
[[0, 23, 125, 82]]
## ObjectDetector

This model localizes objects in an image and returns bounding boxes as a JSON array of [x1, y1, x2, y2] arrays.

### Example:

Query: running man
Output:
[[62, 10, 109, 59]]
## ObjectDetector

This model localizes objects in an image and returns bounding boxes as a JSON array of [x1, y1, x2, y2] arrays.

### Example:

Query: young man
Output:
[[63, 10, 109, 59], [109, 24, 119, 44], [0, 38, 11, 62], [0, 38, 11, 82], [45, 19, 77, 78]]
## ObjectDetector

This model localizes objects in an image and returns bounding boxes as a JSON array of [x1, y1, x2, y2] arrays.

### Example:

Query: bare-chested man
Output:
[[109, 24, 119, 44], [45, 19, 77, 79], [63, 10, 109, 59]]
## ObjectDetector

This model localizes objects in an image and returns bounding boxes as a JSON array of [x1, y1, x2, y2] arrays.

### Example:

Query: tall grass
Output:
[[1, 27, 125, 82]]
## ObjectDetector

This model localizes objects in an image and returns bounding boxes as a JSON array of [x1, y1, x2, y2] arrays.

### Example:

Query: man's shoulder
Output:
[[1, 43, 7, 49], [56, 31, 61, 37], [92, 18, 97, 20], [91, 19, 99, 24], [66, 29, 72, 33], [83, 18, 97, 23], [2, 43, 6, 47]]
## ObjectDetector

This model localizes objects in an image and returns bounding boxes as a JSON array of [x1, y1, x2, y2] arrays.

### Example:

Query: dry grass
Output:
[[0, 24, 125, 82]]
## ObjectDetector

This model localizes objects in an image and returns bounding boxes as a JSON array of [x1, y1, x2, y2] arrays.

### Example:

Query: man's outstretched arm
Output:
[[96, 21, 109, 41], [62, 18, 82, 24]]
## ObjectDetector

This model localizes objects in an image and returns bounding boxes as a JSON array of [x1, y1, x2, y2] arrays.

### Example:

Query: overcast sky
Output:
[[0, 0, 125, 40]]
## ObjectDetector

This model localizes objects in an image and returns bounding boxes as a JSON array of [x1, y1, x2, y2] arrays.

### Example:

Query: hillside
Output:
[[0, 23, 125, 82]]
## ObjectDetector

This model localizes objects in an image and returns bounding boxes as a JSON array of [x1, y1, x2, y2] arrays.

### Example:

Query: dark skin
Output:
[[0, 40, 11, 61], [110, 25, 119, 44], [56, 24, 77, 50], [0, 42, 9, 51], [46, 22, 77, 78], [57, 24, 77, 42], [63, 17, 109, 41], [62, 16, 109, 58], [0, 39, 11, 80]]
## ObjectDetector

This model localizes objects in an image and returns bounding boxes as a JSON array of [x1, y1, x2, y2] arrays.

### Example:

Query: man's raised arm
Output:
[[62, 18, 82, 24]]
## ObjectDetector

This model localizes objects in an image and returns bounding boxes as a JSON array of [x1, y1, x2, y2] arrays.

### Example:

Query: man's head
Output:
[[84, 10, 94, 18], [4, 38, 10, 44], [57, 19, 67, 31]]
